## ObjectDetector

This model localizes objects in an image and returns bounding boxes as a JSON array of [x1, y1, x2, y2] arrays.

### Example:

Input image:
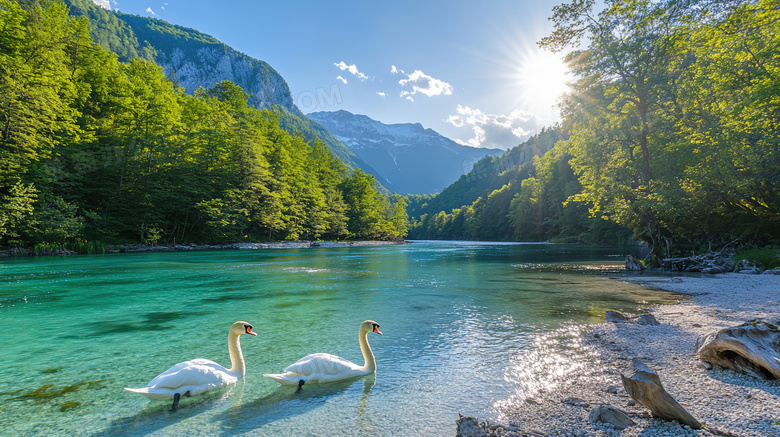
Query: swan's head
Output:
[[361, 320, 382, 335], [232, 321, 257, 336]]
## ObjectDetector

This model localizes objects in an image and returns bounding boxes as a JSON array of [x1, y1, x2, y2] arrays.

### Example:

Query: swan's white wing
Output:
[[283, 353, 361, 376], [146, 359, 236, 390], [263, 353, 368, 384]]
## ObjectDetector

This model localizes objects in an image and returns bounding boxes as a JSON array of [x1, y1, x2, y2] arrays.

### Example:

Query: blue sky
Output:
[[94, 0, 572, 150]]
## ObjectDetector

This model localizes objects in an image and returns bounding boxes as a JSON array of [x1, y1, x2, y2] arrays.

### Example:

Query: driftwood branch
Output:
[[696, 320, 780, 380], [621, 359, 702, 429]]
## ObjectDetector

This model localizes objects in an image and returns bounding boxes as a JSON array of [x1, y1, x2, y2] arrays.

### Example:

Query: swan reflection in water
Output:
[[93, 376, 376, 437], [217, 374, 377, 434], [92, 381, 246, 437]]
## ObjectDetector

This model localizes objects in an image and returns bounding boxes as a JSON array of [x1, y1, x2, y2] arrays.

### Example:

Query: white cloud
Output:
[[398, 70, 453, 98], [376, 92, 387, 97], [334, 61, 369, 81], [146, 7, 156, 15], [390, 65, 404, 74], [446, 105, 543, 149], [336, 75, 348, 84], [91, 0, 111, 9]]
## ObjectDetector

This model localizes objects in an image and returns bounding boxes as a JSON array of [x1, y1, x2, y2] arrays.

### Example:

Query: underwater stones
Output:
[[635, 314, 660, 325], [605, 311, 658, 325]]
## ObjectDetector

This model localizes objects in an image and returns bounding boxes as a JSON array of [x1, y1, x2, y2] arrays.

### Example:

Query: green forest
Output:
[[0, 0, 407, 251], [2, 0, 780, 256], [409, 0, 780, 255]]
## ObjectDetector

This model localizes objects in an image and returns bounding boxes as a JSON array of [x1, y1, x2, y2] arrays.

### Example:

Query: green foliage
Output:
[[340, 170, 388, 239], [33, 240, 105, 255], [0, 1, 406, 248], [408, 129, 629, 243], [734, 247, 780, 270], [411, 0, 780, 249], [410, 1, 780, 248], [63, 0, 147, 62], [0, 183, 37, 240], [537, 0, 780, 252]]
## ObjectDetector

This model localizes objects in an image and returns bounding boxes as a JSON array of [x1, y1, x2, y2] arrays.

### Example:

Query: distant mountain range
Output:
[[68, 0, 503, 194], [308, 111, 503, 194]]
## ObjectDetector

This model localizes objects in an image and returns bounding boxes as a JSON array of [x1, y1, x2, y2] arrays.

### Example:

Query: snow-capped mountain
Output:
[[307, 110, 503, 194]]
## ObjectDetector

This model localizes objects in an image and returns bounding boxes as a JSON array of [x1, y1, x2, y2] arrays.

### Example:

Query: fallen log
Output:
[[696, 320, 780, 380]]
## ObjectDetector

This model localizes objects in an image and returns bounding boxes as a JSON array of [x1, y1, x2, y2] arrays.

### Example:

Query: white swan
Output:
[[125, 320, 256, 410], [264, 320, 382, 389]]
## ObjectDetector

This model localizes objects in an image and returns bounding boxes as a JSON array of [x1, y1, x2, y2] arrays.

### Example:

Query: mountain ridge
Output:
[[308, 110, 503, 194]]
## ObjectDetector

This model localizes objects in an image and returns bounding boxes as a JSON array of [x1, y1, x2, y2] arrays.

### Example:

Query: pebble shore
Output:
[[477, 273, 780, 437]]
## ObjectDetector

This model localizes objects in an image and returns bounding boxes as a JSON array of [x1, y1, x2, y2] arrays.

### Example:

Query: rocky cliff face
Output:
[[159, 46, 294, 112], [117, 14, 297, 113], [308, 110, 503, 194]]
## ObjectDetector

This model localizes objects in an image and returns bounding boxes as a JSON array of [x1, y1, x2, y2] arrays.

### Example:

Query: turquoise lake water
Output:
[[0, 241, 681, 436]]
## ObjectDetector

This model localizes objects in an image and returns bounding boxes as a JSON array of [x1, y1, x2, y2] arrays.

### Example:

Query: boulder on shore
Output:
[[589, 405, 635, 429], [625, 254, 644, 271], [695, 320, 780, 380], [455, 415, 541, 437], [605, 310, 629, 323]]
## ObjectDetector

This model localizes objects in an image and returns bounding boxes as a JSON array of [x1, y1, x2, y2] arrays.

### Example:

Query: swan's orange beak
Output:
[[246, 326, 257, 336], [373, 326, 382, 335]]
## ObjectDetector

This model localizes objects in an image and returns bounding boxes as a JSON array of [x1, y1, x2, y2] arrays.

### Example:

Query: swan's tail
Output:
[[124, 387, 150, 394], [124, 386, 172, 401], [262, 373, 298, 386]]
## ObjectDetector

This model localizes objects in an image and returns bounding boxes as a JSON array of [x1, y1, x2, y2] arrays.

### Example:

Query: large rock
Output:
[[695, 320, 780, 380], [605, 310, 629, 323], [455, 415, 536, 437], [621, 359, 702, 429], [625, 254, 644, 271], [589, 405, 635, 429], [456, 416, 487, 437]]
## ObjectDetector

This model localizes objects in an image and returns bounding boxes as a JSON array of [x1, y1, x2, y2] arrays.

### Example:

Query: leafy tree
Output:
[[340, 170, 387, 239], [0, 0, 82, 241], [0, 182, 37, 242], [540, 0, 698, 252]]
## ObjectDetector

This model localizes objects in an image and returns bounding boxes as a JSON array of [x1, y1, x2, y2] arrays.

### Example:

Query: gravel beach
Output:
[[475, 273, 780, 437]]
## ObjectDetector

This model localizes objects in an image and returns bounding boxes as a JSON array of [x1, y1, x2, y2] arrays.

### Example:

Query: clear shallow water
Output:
[[0, 241, 681, 436]]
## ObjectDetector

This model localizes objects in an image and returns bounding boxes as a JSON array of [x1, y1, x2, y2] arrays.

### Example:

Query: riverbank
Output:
[[463, 273, 780, 437], [0, 240, 408, 256], [116, 240, 407, 253]]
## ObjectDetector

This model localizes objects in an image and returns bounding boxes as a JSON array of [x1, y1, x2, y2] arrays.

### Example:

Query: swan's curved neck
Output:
[[227, 331, 245, 376], [359, 330, 376, 373]]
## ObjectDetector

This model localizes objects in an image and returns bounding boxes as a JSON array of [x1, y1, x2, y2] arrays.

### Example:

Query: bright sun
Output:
[[516, 49, 571, 119]]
